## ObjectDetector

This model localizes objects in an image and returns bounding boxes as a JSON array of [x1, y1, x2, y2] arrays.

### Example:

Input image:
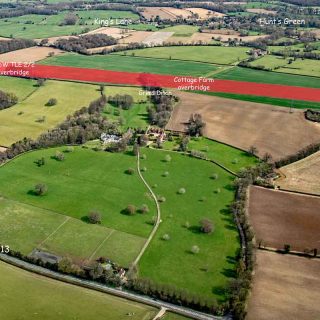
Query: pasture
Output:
[[0, 198, 145, 266], [0, 76, 36, 100], [40, 53, 217, 76], [0, 147, 155, 238], [166, 91, 320, 160], [247, 251, 320, 320], [162, 25, 199, 37], [161, 136, 259, 172], [0, 261, 157, 320], [248, 186, 320, 252], [0, 79, 146, 146], [0, 80, 100, 146], [250, 55, 320, 77], [277, 151, 320, 195], [139, 148, 240, 300], [215, 66, 320, 88], [123, 46, 249, 65], [0, 10, 139, 39]]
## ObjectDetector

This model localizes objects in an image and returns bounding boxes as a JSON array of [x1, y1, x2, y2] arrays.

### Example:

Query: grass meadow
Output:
[[0, 10, 139, 38], [139, 148, 240, 301], [0, 261, 157, 320], [0, 76, 36, 101], [0, 147, 155, 238], [40, 53, 217, 76], [161, 136, 259, 172], [122, 46, 249, 65], [0, 79, 148, 146], [0, 197, 145, 266]]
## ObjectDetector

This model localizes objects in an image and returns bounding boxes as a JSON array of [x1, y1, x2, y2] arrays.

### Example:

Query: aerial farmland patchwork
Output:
[[0, 0, 319, 319]]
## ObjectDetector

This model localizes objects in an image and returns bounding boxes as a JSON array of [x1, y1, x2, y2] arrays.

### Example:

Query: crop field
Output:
[[205, 92, 320, 110], [139, 148, 239, 300], [161, 136, 259, 172], [122, 46, 249, 65], [0, 47, 64, 63], [0, 11, 139, 39], [0, 147, 155, 238], [0, 76, 36, 101], [247, 251, 320, 320], [248, 186, 320, 252], [277, 152, 320, 195], [40, 53, 217, 76], [0, 198, 145, 266], [0, 80, 100, 146], [0, 261, 157, 320], [166, 91, 320, 160], [215, 66, 320, 88]]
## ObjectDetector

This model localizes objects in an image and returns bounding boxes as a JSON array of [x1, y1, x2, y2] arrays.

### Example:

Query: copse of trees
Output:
[[54, 34, 117, 54], [107, 94, 134, 110], [186, 113, 206, 136], [0, 38, 35, 54], [0, 90, 18, 110]]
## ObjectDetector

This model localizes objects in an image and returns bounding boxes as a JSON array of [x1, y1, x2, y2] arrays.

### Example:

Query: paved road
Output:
[[0, 254, 229, 320]]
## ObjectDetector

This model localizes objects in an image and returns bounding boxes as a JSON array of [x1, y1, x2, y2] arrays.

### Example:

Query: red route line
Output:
[[1, 64, 320, 102]]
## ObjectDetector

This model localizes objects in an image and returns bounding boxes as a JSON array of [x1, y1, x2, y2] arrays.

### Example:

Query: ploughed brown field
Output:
[[248, 186, 320, 252], [166, 91, 320, 160], [277, 151, 320, 195], [247, 251, 320, 320], [0, 47, 63, 63]]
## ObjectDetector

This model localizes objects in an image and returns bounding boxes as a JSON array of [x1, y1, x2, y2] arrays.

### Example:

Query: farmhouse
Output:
[[100, 133, 121, 144]]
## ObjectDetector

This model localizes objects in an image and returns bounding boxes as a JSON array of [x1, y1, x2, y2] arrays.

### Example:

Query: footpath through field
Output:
[[1, 63, 320, 102]]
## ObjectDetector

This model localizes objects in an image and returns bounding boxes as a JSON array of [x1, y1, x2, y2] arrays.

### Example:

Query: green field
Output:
[[0, 79, 147, 146], [163, 313, 191, 320], [0, 76, 36, 100], [215, 66, 320, 88], [161, 136, 259, 172], [0, 261, 157, 320], [0, 10, 139, 38], [0, 147, 155, 238], [250, 55, 320, 77], [198, 91, 320, 110], [139, 148, 239, 300], [40, 53, 217, 76], [0, 198, 145, 266], [123, 46, 249, 65], [162, 25, 199, 36], [104, 101, 150, 130]]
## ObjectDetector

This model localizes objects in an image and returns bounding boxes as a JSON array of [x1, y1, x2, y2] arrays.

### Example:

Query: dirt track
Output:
[[166, 91, 320, 160], [248, 186, 320, 251], [247, 251, 320, 320], [277, 151, 320, 195]]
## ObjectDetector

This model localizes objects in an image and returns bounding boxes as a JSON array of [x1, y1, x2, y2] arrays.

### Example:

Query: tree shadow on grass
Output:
[[223, 184, 235, 191], [212, 285, 226, 297], [81, 216, 90, 224], [188, 225, 202, 234], [221, 268, 236, 278], [27, 190, 38, 196]]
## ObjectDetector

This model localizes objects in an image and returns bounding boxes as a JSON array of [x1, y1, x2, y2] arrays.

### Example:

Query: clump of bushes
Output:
[[178, 188, 186, 194], [139, 204, 149, 214], [46, 98, 58, 106], [191, 245, 200, 254], [88, 211, 102, 224], [164, 155, 171, 162], [125, 168, 135, 175], [162, 234, 170, 241]]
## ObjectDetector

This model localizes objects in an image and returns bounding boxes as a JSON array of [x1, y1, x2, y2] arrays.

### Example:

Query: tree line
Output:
[[53, 34, 117, 54], [0, 38, 35, 54]]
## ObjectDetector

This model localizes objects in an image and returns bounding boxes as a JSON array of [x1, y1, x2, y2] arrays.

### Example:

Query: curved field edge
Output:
[[138, 148, 240, 301], [0, 261, 157, 320]]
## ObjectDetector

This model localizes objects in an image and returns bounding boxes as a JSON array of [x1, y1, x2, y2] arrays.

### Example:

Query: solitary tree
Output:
[[140, 204, 149, 214], [88, 211, 102, 224], [248, 145, 258, 156], [126, 204, 136, 215], [191, 245, 200, 254], [200, 218, 214, 234], [34, 183, 48, 196]]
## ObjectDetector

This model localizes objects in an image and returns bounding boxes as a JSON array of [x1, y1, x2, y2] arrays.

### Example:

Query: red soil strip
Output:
[[1, 63, 320, 102]]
